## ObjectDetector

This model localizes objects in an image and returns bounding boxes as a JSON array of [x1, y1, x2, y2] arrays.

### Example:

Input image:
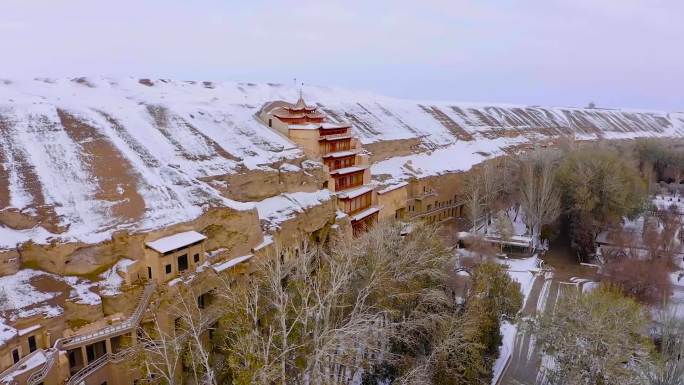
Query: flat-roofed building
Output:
[[144, 230, 207, 283]]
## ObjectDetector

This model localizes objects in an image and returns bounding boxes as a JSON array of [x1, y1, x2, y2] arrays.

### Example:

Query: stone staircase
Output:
[[60, 282, 156, 351], [7, 283, 157, 385]]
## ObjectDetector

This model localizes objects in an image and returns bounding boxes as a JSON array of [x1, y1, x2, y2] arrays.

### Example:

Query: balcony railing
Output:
[[60, 282, 156, 350], [63, 302, 225, 385], [65, 345, 138, 385]]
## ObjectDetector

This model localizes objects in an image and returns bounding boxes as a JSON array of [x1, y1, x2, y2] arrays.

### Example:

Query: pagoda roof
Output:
[[288, 122, 350, 131], [274, 112, 307, 119], [292, 95, 315, 110]]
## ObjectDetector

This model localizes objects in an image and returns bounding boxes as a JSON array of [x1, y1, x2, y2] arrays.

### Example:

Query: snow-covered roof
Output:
[[319, 134, 353, 141], [212, 254, 253, 273], [351, 206, 380, 222], [337, 185, 373, 199], [288, 122, 349, 130], [0, 349, 46, 383], [17, 324, 41, 337], [377, 182, 408, 195], [322, 150, 358, 158], [145, 231, 207, 254], [330, 165, 368, 175]]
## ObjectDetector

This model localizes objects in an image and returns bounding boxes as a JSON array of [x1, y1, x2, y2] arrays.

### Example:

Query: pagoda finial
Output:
[[294, 82, 307, 109]]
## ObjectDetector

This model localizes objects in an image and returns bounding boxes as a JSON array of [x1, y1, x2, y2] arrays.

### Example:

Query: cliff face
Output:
[[0, 77, 681, 250]]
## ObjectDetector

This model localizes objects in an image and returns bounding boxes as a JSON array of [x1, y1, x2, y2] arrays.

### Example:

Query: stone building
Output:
[[0, 94, 473, 385], [2, 79, 675, 385], [259, 94, 383, 234]]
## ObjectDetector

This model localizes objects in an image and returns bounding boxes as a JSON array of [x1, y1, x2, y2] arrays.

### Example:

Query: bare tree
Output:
[[135, 316, 184, 385], [640, 310, 684, 385], [518, 149, 561, 248], [493, 210, 514, 252], [464, 176, 483, 231], [171, 283, 217, 385], [136, 283, 218, 385], [215, 238, 386, 385], [657, 204, 683, 261], [214, 221, 456, 385], [481, 160, 503, 227]]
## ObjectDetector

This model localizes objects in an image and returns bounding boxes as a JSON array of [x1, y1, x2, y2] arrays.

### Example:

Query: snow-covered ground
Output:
[[98, 259, 136, 296], [491, 255, 542, 385], [0, 77, 681, 251], [0, 259, 134, 343], [255, 190, 332, 230], [0, 349, 46, 384]]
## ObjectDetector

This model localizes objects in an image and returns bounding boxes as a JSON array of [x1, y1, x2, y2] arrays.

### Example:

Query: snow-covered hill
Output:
[[0, 77, 681, 250]]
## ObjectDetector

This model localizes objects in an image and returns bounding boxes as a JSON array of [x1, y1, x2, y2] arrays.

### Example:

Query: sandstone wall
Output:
[[210, 158, 327, 202], [0, 249, 20, 276], [269, 197, 337, 247], [14, 206, 263, 278], [364, 138, 422, 163], [377, 185, 408, 220]]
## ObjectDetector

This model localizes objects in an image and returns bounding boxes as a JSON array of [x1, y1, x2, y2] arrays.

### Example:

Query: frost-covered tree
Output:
[[464, 175, 483, 230], [518, 149, 560, 248], [0, 287, 10, 311], [530, 284, 651, 385], [215, 221, 456, 385], [464, 160, 502, 231], [493, 210, 514, 251], [640, 311, 684, 385], [555, 147, 647, 259]]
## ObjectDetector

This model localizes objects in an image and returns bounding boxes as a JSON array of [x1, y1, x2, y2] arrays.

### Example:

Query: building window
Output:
[[322, 138, 351, 153], [178, 254, 189, 272], [341, 191, 372, 214], [194, 253, 200, 263], [334, 171, 364, 190], [324, 156, 354, 170], [165, 264, 172, 274], [147, 266, 152, 279], [28, 335, 37, 353], [12, 349, 19, 363]]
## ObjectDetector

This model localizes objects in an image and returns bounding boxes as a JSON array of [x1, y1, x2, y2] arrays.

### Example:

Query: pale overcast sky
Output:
[[1, 0, 682, 110]]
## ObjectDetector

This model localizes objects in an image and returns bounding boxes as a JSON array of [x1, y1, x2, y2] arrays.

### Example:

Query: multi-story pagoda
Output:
[[260, 94, 379, 233]]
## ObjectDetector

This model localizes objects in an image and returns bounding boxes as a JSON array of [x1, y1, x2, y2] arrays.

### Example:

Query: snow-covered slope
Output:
[[0, 77, 681, 250]]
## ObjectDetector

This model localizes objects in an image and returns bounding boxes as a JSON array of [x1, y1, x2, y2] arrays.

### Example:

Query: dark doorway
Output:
[[28, 335, 37, 352], [86, 341, 107, 363], [12, 349, 19, 363], [178, 254, 189, 272], [147, 266, 152, 279]]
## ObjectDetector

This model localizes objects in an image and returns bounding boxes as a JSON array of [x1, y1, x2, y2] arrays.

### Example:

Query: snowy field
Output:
[[0, 78, 681, 250]]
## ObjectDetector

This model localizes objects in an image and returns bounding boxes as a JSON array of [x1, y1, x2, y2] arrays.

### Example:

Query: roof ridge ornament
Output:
[[295, 82, 307, 109]]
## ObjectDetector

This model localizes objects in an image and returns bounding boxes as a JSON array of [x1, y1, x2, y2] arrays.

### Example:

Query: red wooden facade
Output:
[[334, 170, 364, 191], [352, 211, 379, 235], [319, 127, 349, 137], [320, 138, 351, 153], [323, 155, 355, 171], [339, 191, 372, 215]]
